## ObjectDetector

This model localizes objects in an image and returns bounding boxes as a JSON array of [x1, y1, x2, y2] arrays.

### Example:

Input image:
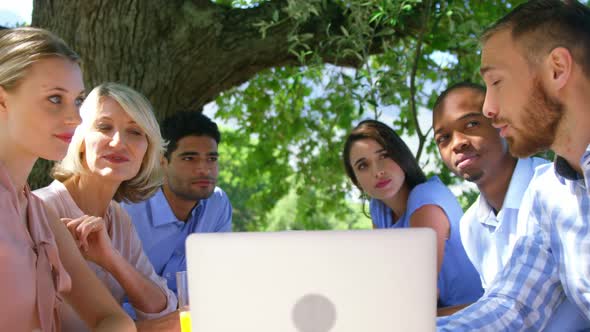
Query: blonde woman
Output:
[[35, 82, 178, 331], [0, 28, 134, 331]]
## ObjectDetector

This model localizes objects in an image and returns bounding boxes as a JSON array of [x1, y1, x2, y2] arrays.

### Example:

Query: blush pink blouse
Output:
[[35, 180, 177, 331], [0, 164, 71, 332]]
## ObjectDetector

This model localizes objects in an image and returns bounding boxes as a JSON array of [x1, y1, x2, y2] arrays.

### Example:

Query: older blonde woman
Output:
[[35, 82, 177, 331], [0, 28, 134, 331]]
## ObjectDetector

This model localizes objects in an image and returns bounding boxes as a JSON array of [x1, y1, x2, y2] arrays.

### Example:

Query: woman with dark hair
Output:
[[342, 119, 482, 310]]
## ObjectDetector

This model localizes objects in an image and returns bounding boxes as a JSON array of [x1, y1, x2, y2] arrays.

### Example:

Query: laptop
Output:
[[186, 228, 436, 332]]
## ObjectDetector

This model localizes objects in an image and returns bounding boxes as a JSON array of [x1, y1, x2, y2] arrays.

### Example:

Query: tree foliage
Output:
[[214, 0, 524, 229]]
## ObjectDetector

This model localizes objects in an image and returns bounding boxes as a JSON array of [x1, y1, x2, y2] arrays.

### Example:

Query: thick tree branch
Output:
[[32, 0, 426, 119], [409, 0, 432, 161]]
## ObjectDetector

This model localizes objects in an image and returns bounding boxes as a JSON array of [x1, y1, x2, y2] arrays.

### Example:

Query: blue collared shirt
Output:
[[122, 187, 232, 293], [438, 145, 590, 331]]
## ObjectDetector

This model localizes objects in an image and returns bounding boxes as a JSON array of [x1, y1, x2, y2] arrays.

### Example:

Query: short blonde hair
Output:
[[0, 27, 79, 91], [53, 82, 167, 203]]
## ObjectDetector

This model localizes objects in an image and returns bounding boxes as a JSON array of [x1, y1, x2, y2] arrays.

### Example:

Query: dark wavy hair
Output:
[[161, 111, 221, 160], [342, 119, 427, 193]]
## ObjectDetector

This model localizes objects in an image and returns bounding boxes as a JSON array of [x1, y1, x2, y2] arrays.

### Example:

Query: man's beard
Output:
[[463, 170, 484, 183], [504, 79, 563, 157], [175, 188, 214, 201], [168, 177, 216, 201]]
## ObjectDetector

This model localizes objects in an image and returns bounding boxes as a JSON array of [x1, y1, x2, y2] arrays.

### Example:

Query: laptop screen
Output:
[[186, 228, 436, 332]]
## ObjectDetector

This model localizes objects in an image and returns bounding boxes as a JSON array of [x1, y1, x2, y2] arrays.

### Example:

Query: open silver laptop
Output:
[[186, 228, 436, 332]]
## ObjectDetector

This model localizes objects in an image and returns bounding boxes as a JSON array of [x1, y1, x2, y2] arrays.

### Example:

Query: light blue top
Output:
[[438, 145, 590, 331], [370, 176, 483, 307], [122, 187, 232, 293]]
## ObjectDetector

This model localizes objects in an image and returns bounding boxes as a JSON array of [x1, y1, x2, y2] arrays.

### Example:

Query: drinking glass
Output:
[[177, 271, 191, 332]]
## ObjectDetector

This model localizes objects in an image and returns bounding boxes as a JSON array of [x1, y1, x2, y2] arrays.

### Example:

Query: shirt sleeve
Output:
[[406, 181, 439, 217], [406, 178, 459, 220], [116, 206, 178, 320], [437, 198, 565, 331]]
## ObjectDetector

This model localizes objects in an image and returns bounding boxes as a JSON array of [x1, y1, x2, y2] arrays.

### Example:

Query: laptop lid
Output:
[[186, 228, 436, 332]]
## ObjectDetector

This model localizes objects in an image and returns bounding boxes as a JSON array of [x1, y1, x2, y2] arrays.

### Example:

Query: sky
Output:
[[0, 0, 32, 26]]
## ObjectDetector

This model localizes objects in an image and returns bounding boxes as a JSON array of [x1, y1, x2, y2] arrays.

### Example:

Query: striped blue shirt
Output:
[[438, 145, 590, 331]]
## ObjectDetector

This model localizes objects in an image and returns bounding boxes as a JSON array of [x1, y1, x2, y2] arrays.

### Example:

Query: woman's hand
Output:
[[47, 208, 135, 332], [63, 213, 171, 315], [61, 215, 115, 267]]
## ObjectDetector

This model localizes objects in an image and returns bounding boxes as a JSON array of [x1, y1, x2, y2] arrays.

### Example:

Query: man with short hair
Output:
[[438, 1, 590, 330], [433, 82, 587, 329], [123, 111, 232, 294], [433, 82, 546, 290]]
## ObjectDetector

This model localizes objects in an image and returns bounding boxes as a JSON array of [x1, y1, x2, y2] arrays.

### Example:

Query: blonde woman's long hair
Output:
[[53, 82, 167, 202]]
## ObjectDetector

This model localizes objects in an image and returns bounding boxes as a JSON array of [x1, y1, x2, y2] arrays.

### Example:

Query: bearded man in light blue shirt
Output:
[[437, 1, 590, 330], [123, 111, 232, 294], [433, 82, 588, 330]]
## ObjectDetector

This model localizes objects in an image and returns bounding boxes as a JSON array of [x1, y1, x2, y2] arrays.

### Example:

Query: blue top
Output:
[[370, 176, 483, 307], [437, 145, 590, 331], [122, 187, 232, 293]]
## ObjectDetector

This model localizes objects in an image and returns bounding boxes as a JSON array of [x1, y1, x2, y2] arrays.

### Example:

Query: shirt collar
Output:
[[476, 195, 499, 228], [148, 187, 201, 227], [554, 156, 580, 180], [476, 158, 540, 228], [582, 144, 590, 194], [553, 144, 590, 194]]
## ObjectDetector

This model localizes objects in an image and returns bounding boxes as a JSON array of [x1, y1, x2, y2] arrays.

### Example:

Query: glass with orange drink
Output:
[[177, 271, 191, 332]]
